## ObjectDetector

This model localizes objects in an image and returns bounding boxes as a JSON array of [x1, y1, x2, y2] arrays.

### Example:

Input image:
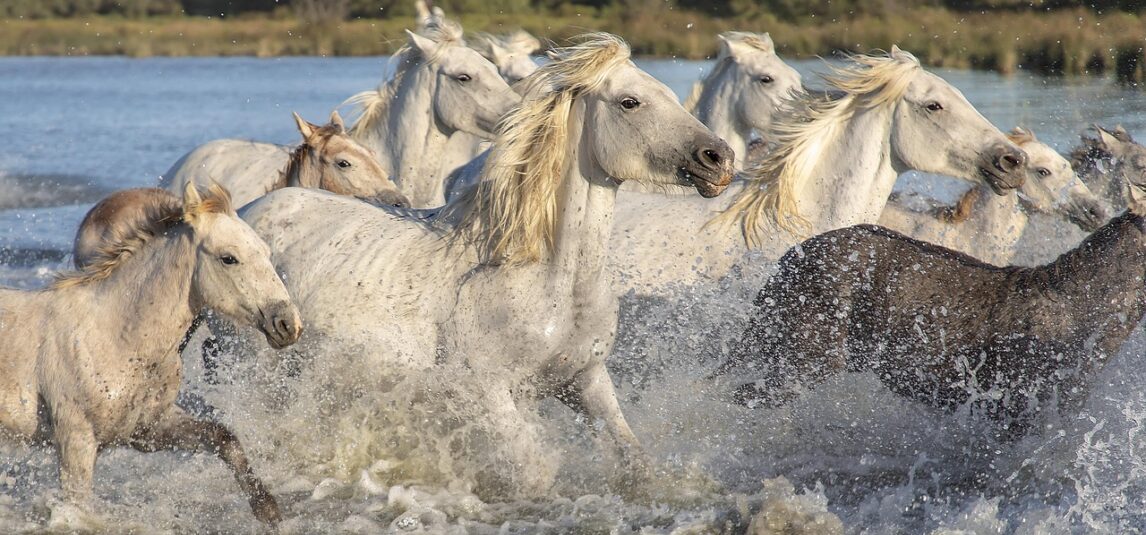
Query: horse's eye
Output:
[[1037, 168, 1051, 178], [336, 159, 352, 169], [925, 101, 943, 112], [759, 75, 774, 84], [220, 255, 239, 265], [455, 73, 472, 82], [620, 97, 640, 110]]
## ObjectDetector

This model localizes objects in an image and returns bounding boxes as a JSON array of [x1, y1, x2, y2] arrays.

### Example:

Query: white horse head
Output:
[[451, 32, 735, 263], [403, 25, 519, 139], [345, 21, 521, 207], [470, 31, 540, 87], [687, 31, 802, 167], [179, 183, 302, 348], [286, 111, 408, 208], [1008, 127, 1108, 231], [881, 46, 1027, 192], [717, 46, 1028, 245]]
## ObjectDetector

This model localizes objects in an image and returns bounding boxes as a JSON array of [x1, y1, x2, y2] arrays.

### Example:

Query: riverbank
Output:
[[2, 7, 1145, 80]]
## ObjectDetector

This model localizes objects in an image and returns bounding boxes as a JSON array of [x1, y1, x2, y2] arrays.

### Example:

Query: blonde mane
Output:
[[345, 20, 465, 140], [711, 49, 922, 247], [54, 185, 233, 289], [445, 33, 631, 265]]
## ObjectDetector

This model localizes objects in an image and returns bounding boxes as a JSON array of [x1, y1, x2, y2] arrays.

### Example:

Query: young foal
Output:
[[718, 170, 1146, 438], [0, 184, 302, 524]]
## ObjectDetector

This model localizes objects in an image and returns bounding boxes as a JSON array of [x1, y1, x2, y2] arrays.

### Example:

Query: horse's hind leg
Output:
[[131, 407, 280, 525]]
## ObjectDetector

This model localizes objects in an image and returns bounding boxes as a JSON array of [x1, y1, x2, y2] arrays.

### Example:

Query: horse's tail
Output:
[[682, 79, 704, 114], [342, 88, 386, 138]]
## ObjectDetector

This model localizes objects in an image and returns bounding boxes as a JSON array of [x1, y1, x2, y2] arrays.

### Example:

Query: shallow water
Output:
[[1, 55, 1145, 533]]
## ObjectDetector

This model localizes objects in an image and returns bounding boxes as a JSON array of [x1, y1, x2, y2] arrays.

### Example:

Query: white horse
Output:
[[344, 22, 519, 208], [469, 30, 541, 86], [161, 111, 406, 209], [235, 34, 733, 497], [683, 31, 802, 169], [0, 184, 302, 525], [609, 47, 1029, 295], [879, 127, 1108, 265]]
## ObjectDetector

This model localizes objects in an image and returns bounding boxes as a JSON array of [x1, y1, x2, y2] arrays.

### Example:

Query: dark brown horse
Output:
[[717, 172, 1146, 438]]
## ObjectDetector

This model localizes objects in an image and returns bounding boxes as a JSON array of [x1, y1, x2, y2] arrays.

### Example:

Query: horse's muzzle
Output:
[[259, 300, 303, 349], [683, 141, 736, 198], [980, 144, 1028, 194]]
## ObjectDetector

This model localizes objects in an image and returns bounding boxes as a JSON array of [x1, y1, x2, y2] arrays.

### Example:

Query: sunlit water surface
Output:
[[1, 54, 1144, 533]]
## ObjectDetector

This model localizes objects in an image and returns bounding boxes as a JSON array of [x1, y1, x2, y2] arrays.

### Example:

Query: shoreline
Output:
[[2, 9, 1145, 81]]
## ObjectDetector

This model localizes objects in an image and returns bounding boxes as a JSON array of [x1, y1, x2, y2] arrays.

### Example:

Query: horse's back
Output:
[[240, 188, 448, 352], [161, 139, 290, 207]]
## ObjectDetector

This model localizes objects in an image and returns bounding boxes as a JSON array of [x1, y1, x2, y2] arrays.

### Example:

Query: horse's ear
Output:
[[293, 112, 316, 140], [1009, 126, 1035, 144], [329, 110, 346, 133], [1096, 126, 1122, 150], [407, 29, 440, 59], [182, 182, 204, 225]]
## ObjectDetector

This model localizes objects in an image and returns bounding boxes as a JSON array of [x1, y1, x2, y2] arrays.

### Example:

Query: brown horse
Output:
[[717, 167, 1146, 438]]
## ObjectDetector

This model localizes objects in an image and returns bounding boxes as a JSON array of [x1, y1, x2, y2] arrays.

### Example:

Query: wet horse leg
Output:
[[556, 362, 652, 492], [52, 408, 98, 504], [130, 407, 280, 525]]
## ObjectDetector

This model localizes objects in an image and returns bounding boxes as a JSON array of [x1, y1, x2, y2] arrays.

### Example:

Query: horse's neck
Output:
[[547, 104, 617, 293], [283, 145, 316, 189], [794, 105, 898, 233], [82, 230, 198, 358], [1046, 211, 1146, 305], [378, 69, 451, 206], [972, 185, 1025, 242], [695, 79, 747, 167]]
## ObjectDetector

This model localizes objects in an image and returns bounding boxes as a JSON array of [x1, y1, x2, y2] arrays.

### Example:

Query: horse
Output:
[[343, 21, 520, 207], [161, 111, 407, 209], [1071, 124, 1146, 213], [0, 184, 302, 524], [879, 127, 1108, 265], [682, 31, 803, 169], [230, 34, 733, 498], [608, 46, 1029, 295], [469, 30, 541, 86], [716, 166, 1146, 440]]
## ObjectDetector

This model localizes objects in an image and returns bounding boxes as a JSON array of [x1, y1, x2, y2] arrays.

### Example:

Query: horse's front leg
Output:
[[131, 407, 280, 525], [53, 409, 98, 504], [557, 361, 652, 493]]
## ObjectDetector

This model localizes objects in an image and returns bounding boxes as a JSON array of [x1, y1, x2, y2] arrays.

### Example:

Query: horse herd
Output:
[[2, 13, 1146, 527]]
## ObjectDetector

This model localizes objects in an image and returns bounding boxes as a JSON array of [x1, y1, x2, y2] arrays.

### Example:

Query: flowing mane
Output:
[[344, 20, 465, 141], [445, 33, 631, 265], [273, 122, 346, 190], [711, 49, 922, 247], [54, 185, 232, 289], [684, 31, 775, 114]]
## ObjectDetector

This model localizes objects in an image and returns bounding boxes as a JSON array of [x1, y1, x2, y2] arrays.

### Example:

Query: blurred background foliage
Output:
[[2, 0, 1145, 82]]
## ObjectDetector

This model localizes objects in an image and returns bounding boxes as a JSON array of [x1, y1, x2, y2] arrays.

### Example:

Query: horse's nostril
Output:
[[697, 148, 724, 169], [998, 150, 1026, 173]]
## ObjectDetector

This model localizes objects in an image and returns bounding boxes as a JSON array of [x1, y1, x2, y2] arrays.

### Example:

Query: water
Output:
[[1, 55, 1145, 533]]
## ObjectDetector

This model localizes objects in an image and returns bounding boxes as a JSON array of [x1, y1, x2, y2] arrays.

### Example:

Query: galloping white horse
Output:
[[0, 184, 301, 524], [237, 34, 733, 497], [161, 111, 405, 208], [609, 47, 1029, 294], [683, 32, 802, 169], [879, 127, 1108, 265], [344, 22, 519, 207]]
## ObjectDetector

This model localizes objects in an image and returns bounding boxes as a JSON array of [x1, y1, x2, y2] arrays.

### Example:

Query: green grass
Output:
[[2, 8, 1144, 80]]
